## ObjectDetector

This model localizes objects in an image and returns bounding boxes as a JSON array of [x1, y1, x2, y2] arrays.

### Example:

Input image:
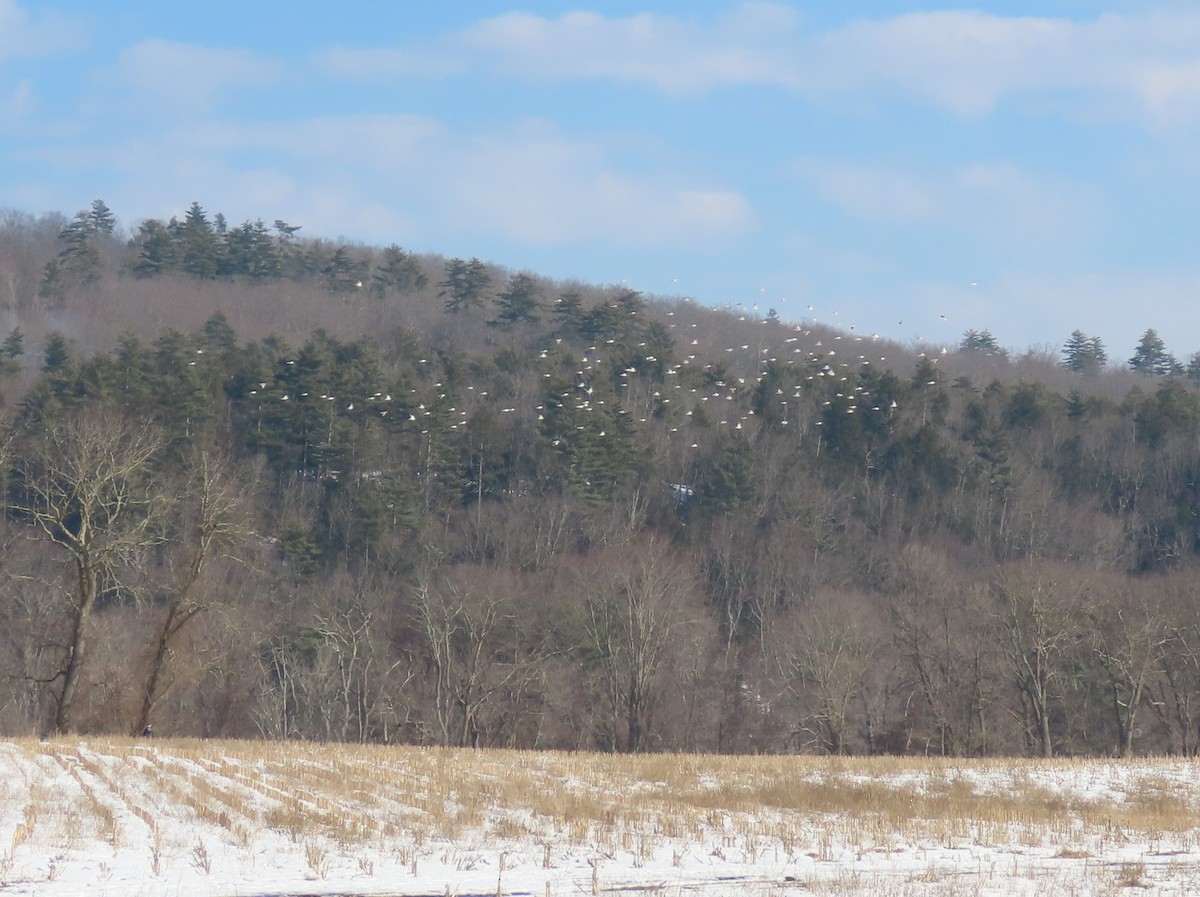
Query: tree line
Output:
[[2, 201, 1200, 756]]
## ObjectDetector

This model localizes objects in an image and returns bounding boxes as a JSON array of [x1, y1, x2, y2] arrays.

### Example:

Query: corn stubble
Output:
[[0, 738, 1197, 895]]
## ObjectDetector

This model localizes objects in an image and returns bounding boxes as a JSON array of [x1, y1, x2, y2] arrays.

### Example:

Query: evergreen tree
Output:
[[202, 311, 238, 353], [223, 219, 279, 279], [439, 257, 491, 313], [1066, 389, 1088, 420], [538, 372, 638, 502], [1062, 330, 1088, 370], [152, 329, 215, 446], [179, 202, 222, 279], [56, 211, 101, 284], [322, 246, 367, 294], [113, 332, 157, 410], [1129, 328, 1180, 376], [1132, 380, 1200, 448], [959, 329, 1006, 356], [370, 244, 427, 296], [86, 199, 115, 236], [1186, 351, 1200, 385], [490, 272, 541, 327], [552, 289, 584, 337], [38, 257, 65, 304], [579, 301, 623, 344], [911, 357, 940, 389], [699, 436, 756, 512], [411, 379, 469, 510], [130, 218, 178, 278], [301, 242, 332, 281], [460, 408, 512, 508], [638, 319, 676, 382], [1004, 382, 1056, 430], [570, 402, 638, 503], [1062, 330, 1107, 374], [41, 332, 72, 375], [273, 219, 305, 279], [0, 327, 23, 379], [613, 288, 646, 317]]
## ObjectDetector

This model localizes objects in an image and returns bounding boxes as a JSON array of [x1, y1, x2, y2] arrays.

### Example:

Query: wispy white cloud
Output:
[[0, 0, 87, 61], [3, 77, 32, 117], [98, 39, 285, 115], [791, 159, 938, 223], [314, 45, 464, 80], [806, 12, 1079, 116], [1129, 58, 1200, 123], [63, 114, 750, 250], [807, 10, 1200, 122], [952, 162, 1098, 248], [317, 2, 803, 94], [181, 115, 445, 170], [441, 123, 753, 244], [792, 157, 1099, 249], [316, 5, 1200, 124], [455, 3, 801, 93]]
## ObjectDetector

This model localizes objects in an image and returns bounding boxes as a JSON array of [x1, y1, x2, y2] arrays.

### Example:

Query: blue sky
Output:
[[4, 1, 1200, 357]]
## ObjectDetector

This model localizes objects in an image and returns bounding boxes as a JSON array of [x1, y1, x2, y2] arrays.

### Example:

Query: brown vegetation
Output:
[[1, 204, 1200, 758]]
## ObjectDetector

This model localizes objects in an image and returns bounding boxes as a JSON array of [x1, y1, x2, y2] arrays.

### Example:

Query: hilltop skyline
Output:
[[5, 1, 1200, 357]]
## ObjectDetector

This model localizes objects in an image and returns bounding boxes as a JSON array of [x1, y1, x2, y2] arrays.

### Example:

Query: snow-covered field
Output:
[[0, 739, 1198, 896]]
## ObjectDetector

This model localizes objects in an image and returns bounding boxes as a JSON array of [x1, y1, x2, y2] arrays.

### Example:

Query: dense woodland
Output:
[[2, 200, 1200, 757]]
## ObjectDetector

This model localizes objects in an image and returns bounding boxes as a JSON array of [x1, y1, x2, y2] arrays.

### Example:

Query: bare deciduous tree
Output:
[[774, 590, 881, 754], [1147, 577, 1200, 755], [10, 409, 165, 733], [135, 448, 249, 735], [887, 545, 995, 756], [990, 567, 1080, 757], [413, 564, 549, 748], [1087, 585, 1169, 758], [578, 537, 697, 753], [0, 538, 66, 731]]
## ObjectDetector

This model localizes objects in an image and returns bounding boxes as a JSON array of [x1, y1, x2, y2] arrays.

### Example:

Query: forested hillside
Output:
[[2, 200, 1200, 758]]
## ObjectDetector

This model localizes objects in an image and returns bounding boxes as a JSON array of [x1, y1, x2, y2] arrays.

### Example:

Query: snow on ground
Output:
[[0, 739, 1198, 896]]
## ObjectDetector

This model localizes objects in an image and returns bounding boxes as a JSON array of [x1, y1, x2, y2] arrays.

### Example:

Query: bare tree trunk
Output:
[[13, 410, 166, 735], [55, 557, 97, 734], [133, 450, 245, 735], [581, 537, 694, 753], [135, 602, 182, 736], [990, 571, 1080, 759]]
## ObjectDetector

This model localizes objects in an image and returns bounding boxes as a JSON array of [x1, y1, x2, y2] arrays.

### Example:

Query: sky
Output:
[[4, 1, 1200, 357]]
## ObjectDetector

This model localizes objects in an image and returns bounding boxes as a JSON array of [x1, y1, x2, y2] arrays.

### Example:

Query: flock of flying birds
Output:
[[231, 294, 958, 455]]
